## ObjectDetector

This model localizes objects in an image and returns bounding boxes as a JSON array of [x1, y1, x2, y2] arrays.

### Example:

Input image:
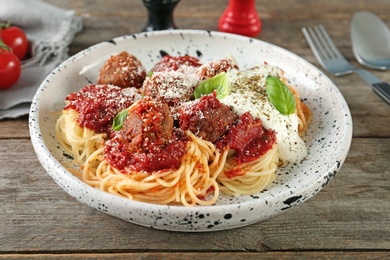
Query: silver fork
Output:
[[302, 25, 390, 104]]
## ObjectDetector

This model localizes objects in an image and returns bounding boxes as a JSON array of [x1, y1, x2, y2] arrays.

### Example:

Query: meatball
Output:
[[217, 112, 265, 151], [216, 112, 276, 164], [151, 55, 202, 74], [143, 71, 199, 116], [178, 92, 238, 143], [120, 97, 173, 153], [104, 97, 188, 172], [97, 51, 146, 88], [195, 58, 238, 80]]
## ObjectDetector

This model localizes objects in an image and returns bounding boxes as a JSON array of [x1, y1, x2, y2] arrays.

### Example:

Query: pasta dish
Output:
[[55, 52, 311, 206]]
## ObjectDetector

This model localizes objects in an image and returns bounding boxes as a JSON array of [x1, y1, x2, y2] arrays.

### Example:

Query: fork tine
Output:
[[312, 25, 335, 59], [303, 25, 335, 60], [315, 25, 343, 59], [302, 26, 329, 65]]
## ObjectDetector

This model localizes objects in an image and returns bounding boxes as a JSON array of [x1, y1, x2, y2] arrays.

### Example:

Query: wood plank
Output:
[[0, 252, 389, 259], [1, 138, 389, 252], [0, 116, 30, 139]]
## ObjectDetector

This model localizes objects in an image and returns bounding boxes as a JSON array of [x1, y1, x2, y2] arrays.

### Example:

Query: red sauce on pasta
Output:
[[224, 168, 246, 179], [65, 84, 137, 133], [218, 112, 276, 175], [104, 131, 187, 172], [151, 55, 202, 72], [105, 130, 188, 172]]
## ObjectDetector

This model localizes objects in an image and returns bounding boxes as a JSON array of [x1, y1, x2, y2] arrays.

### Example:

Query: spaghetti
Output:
[[56, 53, 311, 206]]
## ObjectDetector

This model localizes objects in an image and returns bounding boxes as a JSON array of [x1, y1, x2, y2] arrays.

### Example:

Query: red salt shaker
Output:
[[218, 0, 262, 37]]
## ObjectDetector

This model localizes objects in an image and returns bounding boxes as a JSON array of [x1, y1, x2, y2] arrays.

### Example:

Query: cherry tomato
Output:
[[0, 50, 21, 89], [1, 26, 29, 60]]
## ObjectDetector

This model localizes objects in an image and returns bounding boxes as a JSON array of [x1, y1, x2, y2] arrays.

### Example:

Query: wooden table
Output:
[[1, 0, 389, 258]]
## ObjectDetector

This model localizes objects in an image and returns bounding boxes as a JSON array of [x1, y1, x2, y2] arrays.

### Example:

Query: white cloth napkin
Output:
[[0, 0, 82, 119]]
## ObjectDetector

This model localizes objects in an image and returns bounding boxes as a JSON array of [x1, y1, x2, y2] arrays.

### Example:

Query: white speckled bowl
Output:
[[29, 30, 352, 232]]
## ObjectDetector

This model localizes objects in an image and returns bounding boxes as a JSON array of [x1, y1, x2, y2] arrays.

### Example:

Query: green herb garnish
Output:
[[265, 76, 296, 115], [194, 72, 229, 99], [112, 108, 128, 131]]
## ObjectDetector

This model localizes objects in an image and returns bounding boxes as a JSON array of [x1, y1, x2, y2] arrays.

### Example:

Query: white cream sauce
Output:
[[221, 64, 307, 163]]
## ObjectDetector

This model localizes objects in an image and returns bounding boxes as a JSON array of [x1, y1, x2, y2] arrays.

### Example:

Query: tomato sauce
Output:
[[218, 112, 276, 167], [224, 168, 246, 179], [105, 129, 188, 172], [65, 84, 135, 134], [151, 55, 202, 72]]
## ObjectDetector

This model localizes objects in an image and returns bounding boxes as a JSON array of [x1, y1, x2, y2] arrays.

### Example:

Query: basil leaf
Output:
[[265, 76, 296, 115], [194, 72, 229, 99], [112, 109, 128, 131]]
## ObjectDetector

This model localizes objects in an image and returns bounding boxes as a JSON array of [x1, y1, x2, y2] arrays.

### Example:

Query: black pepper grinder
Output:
[[142, 0, 180, 32]]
